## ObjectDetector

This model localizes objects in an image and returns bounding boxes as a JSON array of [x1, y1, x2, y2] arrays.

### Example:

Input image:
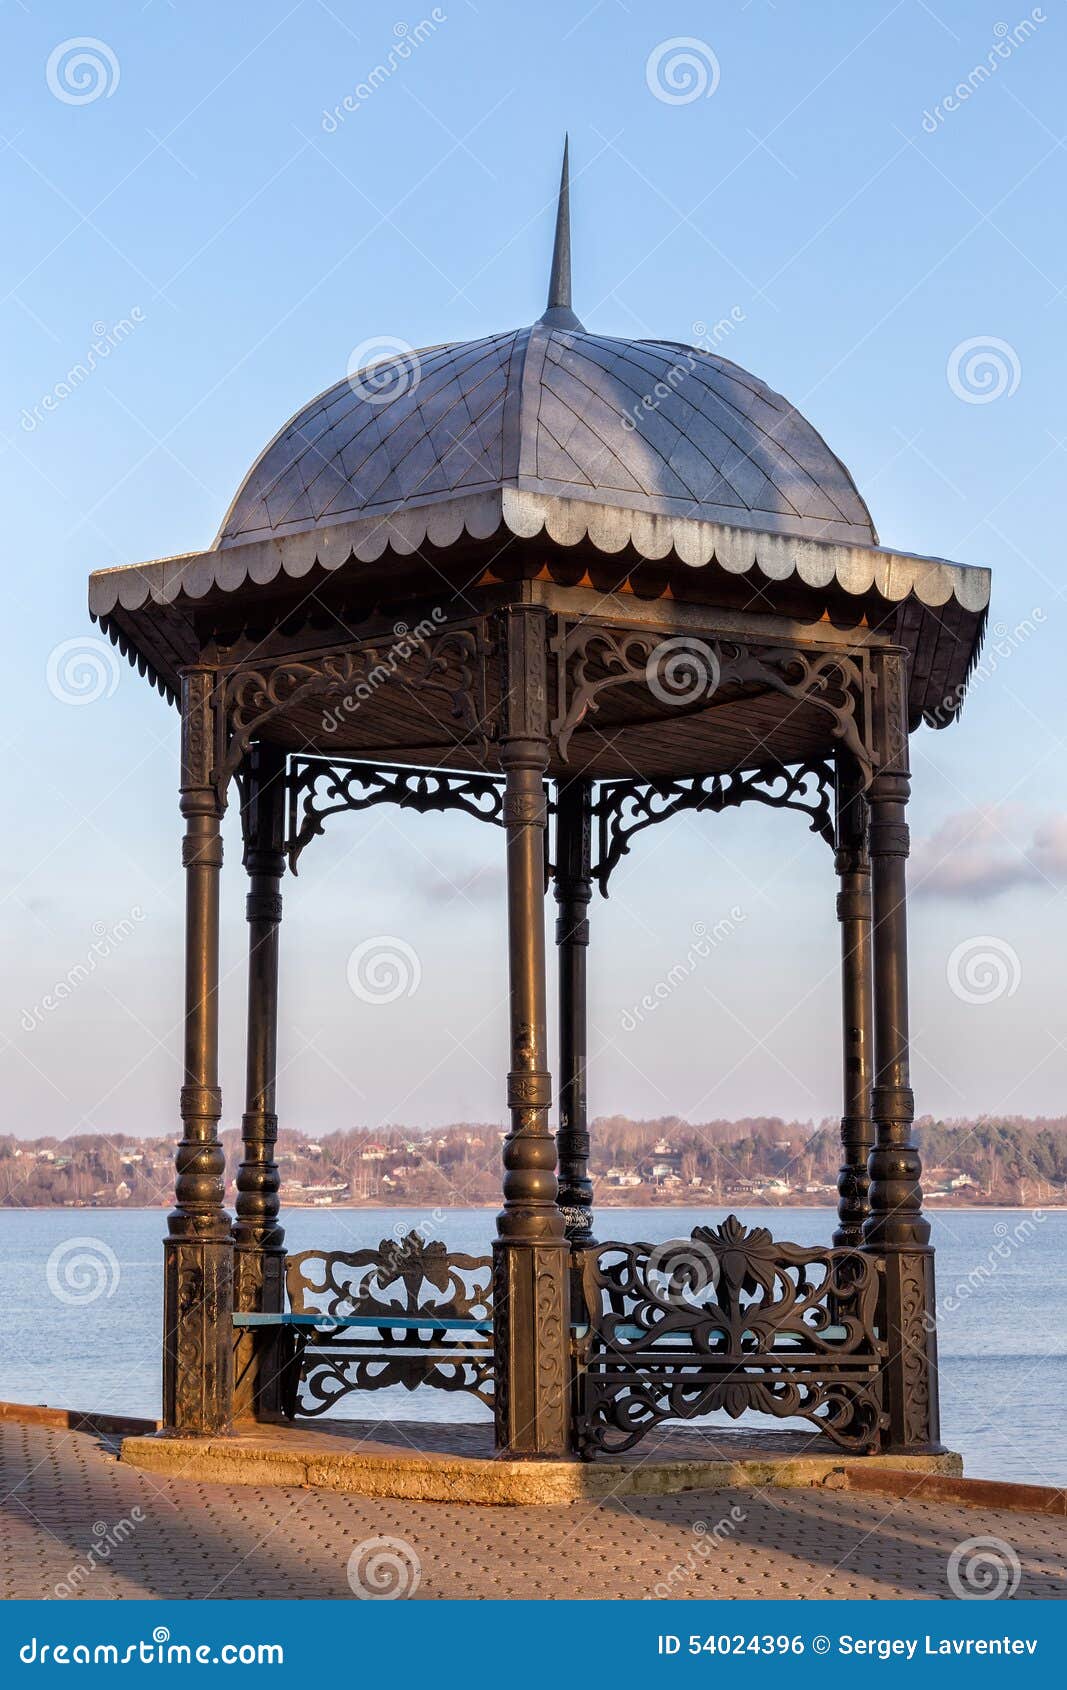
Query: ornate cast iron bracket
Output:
[[550, 617, 874, 782], [589, 761, 835, 894], [286, 757, 508, 873], [212, 621, 491, 803]]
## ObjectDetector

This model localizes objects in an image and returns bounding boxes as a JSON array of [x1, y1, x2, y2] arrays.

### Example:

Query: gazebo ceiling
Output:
[[88, 144, 990, 740]]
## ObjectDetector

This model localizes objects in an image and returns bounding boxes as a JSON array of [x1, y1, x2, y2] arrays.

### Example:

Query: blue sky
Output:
[[2, 0, 1065, 1142]]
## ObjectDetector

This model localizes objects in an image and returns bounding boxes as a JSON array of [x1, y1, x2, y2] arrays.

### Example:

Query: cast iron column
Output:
[[554, 776, 594, 1245], [494, 606, 571, 1457], [862, 649, 942, 1453], [833, 752, 874, 1247], [233, 741, 287, 1420], [163, 668, 234, 1434]]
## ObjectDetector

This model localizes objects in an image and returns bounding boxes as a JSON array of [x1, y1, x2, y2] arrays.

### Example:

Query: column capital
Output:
[[179, 667, 225, 805], [499, 605, 551, 744], [871, 647, 911, 777]]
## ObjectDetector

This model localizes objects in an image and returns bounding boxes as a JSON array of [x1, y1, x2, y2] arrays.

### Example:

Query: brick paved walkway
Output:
[[2, 1422, 1064, 1600]]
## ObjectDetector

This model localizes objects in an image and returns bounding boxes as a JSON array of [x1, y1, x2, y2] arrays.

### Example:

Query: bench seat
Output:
[[233, 1313, 850, 1345], [234, 1312, 491, 1332]]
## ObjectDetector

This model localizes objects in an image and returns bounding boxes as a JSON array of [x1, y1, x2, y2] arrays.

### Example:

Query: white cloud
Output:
[[912, 805, 1067, 901]]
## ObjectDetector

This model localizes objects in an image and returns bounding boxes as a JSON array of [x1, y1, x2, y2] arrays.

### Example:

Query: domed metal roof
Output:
[[217, 325, 876, 550], [217, 143, 874, 552], [89, 142, 989, 723]]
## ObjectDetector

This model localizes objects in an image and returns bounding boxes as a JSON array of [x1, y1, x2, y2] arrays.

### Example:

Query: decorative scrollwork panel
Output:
[[575, 1216, 886, 1457], [551, 618, 873, 782], [284, 1232, 493, 1415], [591, 762, 835, 894], [286, 758, 506, 871], [215, 621, 491, 798]]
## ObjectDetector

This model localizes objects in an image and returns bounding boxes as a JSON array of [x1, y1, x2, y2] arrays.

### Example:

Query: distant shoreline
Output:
[[2, 1200, 1063, 1214]]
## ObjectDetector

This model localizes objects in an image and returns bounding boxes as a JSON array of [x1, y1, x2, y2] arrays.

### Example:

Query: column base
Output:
[[874, 1246, 942, 1454], [493, 1239, 571, 1457], [232, 1245, 286, 1421], [163, 1235, 234, 1435]]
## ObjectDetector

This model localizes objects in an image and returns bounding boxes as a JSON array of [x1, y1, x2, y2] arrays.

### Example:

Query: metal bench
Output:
[[574, 1219, 887, 1457], [262, 1233, 495, 1418], [233, 1220, 884, 1450]]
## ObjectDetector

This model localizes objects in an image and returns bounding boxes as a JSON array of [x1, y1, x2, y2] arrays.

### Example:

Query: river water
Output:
[[1, 1206, 1062, 1485]]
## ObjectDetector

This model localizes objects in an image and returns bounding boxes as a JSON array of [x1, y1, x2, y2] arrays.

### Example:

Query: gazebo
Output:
[[89, 148, 989, 1462]]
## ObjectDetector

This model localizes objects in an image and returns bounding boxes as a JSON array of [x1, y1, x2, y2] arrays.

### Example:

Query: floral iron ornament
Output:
[[575, 1216, 887, 1456], [551, 619, 874, 782], [282, 1233, 494, 1415]]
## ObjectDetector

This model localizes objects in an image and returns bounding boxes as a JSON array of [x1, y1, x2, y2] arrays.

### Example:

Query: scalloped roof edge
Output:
[[88, 488, 990, 619]]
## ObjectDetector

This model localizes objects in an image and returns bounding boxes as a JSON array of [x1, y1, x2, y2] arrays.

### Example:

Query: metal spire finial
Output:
[[540, 136, 583, 331]]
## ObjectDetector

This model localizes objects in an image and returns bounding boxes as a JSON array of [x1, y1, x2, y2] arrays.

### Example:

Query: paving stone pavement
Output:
[[1, 1423, 1065, 1601]]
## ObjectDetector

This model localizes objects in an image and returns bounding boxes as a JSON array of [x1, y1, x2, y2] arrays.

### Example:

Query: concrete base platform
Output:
[[120, 1419, 963, 1505]]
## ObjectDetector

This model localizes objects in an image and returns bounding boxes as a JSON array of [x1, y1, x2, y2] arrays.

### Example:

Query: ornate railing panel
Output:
[[283, 1233, 493, 1415], [574, 1217, 886, 1457]]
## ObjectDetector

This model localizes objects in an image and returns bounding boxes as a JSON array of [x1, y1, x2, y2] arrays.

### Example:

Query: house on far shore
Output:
[[285, 1180, 351, 1206], [604, 1167, 642, 1188], [644, 1140, 684, 1185], [925, 1166, 980, 1198]]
